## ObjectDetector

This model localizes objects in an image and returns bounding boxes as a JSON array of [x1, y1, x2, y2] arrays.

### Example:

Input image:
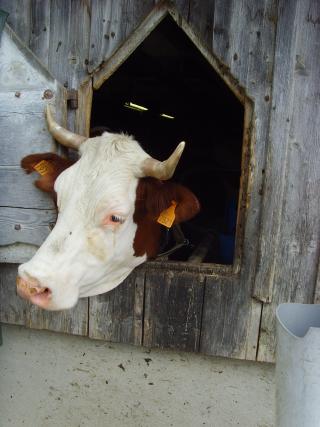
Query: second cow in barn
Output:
[[17, 105, 200, 311]]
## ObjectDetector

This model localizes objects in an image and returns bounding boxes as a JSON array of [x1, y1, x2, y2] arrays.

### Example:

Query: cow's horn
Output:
[[141, 141, 185, 180], [45, 105, 87, 149]]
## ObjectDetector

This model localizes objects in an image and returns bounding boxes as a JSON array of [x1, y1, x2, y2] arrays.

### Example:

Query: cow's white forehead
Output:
[[79, 132, 149, 171], [55, 133, 149, 213]]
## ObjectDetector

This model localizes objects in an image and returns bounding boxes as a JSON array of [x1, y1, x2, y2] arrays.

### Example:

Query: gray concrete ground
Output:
[[0, 325, 274, 427]]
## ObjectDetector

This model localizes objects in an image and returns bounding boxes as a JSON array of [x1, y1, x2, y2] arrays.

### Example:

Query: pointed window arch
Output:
[[77, 4, 254, 273]]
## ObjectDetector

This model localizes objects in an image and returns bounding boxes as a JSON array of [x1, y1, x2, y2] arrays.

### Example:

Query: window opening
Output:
[[90, 16, 244, 265]]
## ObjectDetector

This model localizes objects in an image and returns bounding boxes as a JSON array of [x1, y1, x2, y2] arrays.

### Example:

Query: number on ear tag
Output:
[[33, 160, 53, 176]]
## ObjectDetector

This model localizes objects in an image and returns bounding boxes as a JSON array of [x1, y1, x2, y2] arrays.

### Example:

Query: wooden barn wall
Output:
[[0, 0, 319, 363], [255, 0, 320, 361]]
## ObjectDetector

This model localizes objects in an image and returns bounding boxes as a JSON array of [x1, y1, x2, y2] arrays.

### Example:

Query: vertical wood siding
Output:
[[257, 0, 320, 362], [89, 270, 145, 345], [144, 270, 205, 351], [0, 0, 319, 362], [201, 0, 277, 361]]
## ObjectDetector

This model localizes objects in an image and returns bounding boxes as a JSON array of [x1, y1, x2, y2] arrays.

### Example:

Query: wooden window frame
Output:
[[75, 3, 255, 277]]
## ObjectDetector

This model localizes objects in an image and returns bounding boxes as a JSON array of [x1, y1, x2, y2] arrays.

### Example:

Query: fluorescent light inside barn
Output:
[[160, 113, 175, 119], [124, 102, 148, 112]]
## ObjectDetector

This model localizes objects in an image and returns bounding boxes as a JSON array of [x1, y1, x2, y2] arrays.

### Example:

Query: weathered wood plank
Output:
[[213, 0, 277, 296], [0, 24, 67, 262], [47, 0, 71, 88], [28, 298, 89, 336], [0, 0, 31, 43], [89, 270, 145, 345], [172, 0, 190, 22], [200, 0, 276, 360], [143, 270, 204, 351], [0, 263, 89, 335], [0, 167, 54, 209], [0, 263, 28, 325], [0, 206, 56, 246], [88, 0, 155, 73], [0, 91, 57, 165], [211, 0, 234, 65], [257, 0, 320, 362], [0, 28, 55, 92], [188, 0, 214, 48], [75, 77, 92, 137], [314, 258, 320, 304], [0, 91, 54, 113], [30, 0, 51, 66], [92, 3, 168, 89], [88, 0, 122, 73], [0, 243, 39, 263], [121, 0, 157, 40], [48, 0, 91, 89], [253, 2, 298, 302], [200, 275, 261, 360]]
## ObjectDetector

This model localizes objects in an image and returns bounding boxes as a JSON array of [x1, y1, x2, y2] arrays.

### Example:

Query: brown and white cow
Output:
[[16, 106, 200, 310]]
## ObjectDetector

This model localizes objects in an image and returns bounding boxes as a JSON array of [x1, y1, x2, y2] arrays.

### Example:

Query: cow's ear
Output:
[[162, 182, 200, 224], [139, 178, 200, 224], [21, 152, 74, 193]]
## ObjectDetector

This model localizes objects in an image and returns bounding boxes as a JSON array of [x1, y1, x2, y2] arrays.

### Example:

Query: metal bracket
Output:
[[67, 89, 78, 109]]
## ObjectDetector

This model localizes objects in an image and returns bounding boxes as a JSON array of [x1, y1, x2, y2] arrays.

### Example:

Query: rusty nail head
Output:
[[43, 89, 54, 99], [14, 224, 21, 230]]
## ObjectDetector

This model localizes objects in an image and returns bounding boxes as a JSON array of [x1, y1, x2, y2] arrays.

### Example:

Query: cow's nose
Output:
[[16, 276, 52, 308]]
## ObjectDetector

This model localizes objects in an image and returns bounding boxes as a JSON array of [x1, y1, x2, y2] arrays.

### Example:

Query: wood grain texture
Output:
[[0, 0, 31, 43], [220, 0, 277, 294], [27, 298, 88, 336], [253, 1, 298, 303], [0, 24, 67, 262], [314, 258, 320, 304], [0, 28, 54, 92], [89, 270, 145, 345], [143, 270, 204, 351], [198, 0, 277, 360], [30, 0, 51, 66], [75, 78, 92, 136], [172, 0, 190, 21], [0, 91, 57, 166], [200, 275, 261, 360], [0, 263, 89, 335], [0, 167, 54, 209], [188, 0, 214, 48], [48, 0, 91, 88], [0, 207, 56, 246], [92, 1, 168, 89], [0, 263, 28, 325], [0, 243, 39, 263], [88, 0, 155, 73], [257, 0, 320, 362]]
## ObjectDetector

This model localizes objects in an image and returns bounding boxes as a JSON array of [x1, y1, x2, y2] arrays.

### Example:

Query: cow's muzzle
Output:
[[16, 276, 52, 309]]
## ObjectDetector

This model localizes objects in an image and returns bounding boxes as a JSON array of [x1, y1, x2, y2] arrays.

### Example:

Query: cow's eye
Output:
[[111, 215, 125, 224], [102, 214, 126, 227]]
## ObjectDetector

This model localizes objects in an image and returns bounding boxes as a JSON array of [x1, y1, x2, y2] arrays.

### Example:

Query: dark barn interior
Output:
[[91, 16, 244, 264]]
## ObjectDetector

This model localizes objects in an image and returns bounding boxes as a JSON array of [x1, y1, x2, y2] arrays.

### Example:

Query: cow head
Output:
[[17, 106, 200, 310]]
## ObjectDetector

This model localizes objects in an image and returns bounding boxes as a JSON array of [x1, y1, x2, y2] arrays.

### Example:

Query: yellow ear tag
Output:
[[157, 201, 177, 228], [33, 160, 53, 176]]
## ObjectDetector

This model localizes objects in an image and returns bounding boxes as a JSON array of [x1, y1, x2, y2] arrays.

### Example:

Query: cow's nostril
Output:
[[29, 286, 51, 296], [29, 286, 52, 309], [16, 276, 52, 308]]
